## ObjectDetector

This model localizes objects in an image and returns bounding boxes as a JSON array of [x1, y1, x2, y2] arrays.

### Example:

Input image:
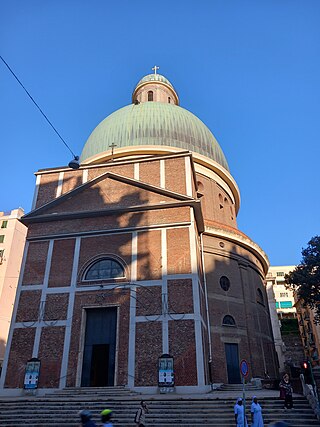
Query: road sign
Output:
[[240, 359, 249, 378]]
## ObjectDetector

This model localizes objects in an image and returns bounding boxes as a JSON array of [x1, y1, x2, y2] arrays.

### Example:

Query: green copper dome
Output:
[[80, 102, 229, 171], [136, 73, 174, 88]]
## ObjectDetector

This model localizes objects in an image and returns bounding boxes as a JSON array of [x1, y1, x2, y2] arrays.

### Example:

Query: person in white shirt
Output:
[[251, 396, 264, 427], [234, 397, 248, 427], [135, 401, 149, 427]]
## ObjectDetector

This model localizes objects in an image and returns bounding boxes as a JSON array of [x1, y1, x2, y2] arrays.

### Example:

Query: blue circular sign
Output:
[[240, 359, 249, 377]]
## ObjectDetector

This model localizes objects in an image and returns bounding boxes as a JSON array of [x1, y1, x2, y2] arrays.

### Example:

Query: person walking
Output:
[[134, 400, 149, 427], [100, 409, 113, 427], [250, 396, 264, 427], [279, 373, 294, 409], [79, 410, 97, 427], [234, 397, 248, 427]]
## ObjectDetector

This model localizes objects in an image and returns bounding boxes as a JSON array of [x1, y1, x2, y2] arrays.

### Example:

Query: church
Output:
[[0, 69, 278, 395]]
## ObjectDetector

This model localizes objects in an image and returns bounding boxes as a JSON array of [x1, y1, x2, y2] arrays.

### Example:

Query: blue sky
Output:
[[1, 0, 319, 266]]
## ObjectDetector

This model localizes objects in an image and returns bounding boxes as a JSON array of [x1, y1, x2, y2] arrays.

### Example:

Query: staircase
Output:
[[0, 386, 319, 426], [217, 383, 262, 392]]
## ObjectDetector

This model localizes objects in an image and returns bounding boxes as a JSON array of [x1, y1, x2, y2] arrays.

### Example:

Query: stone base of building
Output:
[[0, 384, 213, 397]]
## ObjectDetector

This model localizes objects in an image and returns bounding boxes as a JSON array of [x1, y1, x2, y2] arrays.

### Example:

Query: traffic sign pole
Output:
[[239, 360, 249, 427], [242, 375, 246, 426]]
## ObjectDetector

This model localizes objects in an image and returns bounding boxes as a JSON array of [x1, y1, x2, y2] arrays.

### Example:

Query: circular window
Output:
[[222, 315, 236, 326], [220, 276, 230, 291]]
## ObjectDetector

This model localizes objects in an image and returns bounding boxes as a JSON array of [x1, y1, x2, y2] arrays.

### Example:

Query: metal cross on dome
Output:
[[152, 65, 159, 75], [109, 142, 117, 161]]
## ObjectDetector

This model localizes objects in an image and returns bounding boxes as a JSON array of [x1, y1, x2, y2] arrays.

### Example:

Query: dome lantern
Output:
[[132, 66, 179, 105]]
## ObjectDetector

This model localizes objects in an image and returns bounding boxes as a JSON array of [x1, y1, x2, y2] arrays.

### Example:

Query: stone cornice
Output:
[[204, 224, 269, 275]]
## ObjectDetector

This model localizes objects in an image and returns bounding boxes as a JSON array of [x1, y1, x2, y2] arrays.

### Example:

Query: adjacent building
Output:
[[0, 71, 278, 395], [267, 266, 296, 318], [266, 265, 305, 374], [0, 208, 27, 372]]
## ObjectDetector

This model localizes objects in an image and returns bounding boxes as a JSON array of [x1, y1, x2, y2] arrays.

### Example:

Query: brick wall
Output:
[[137, 230, 162, 281], [196, 173, 237, 228], [38, 326, 65, 387], [49, 239, 75, 287], [167, 227, 191, 275], [169, 319, 197, 386], [15, 290, 41, 322], [44, 293, 69, 321], [136, 286, 162, 317], [165, 158, 186, 194], [26, 207, 191, 239], [61, 170, 83, 194], [22, 241, 49, 285], [5, 328, 36, 388], [168, 279, 193, 314], [204, 239, 277, 382], [139, 160, 160, 187], [135, 322, 162, 386], [36, 173, 59, 208], [87, 164, 134, 181]]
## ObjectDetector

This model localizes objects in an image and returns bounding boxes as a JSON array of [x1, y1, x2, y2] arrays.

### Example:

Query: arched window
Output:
[[222, 315, 236, 326], [220, 276, 230, 291], [197, 181, 204, 193], [84, 258, 125, 281], [230, 206, 234, 220], [148, 91, 153, 101], [257, 288, 264, 305], [219, 193, 223, 209], [168, 96, 171, 103]]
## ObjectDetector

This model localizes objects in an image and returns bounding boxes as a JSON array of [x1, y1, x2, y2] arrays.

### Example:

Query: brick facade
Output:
[[1, 150, 276, 394]]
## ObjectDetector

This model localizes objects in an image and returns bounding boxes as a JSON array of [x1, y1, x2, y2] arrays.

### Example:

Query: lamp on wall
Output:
[[68, 156, 80, 169]]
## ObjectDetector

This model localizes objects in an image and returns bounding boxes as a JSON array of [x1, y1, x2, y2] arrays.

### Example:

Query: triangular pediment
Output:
[[23, 171, 194, 222]]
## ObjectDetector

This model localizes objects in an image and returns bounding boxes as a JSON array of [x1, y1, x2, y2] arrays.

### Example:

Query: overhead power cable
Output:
[[0, 54, 77, 159]]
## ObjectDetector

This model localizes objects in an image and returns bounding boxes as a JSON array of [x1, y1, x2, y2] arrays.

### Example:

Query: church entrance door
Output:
[[81, 307, 117, 387], [225, 343, 241, 384]]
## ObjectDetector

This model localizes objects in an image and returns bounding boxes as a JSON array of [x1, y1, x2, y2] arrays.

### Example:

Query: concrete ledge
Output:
[[0, 388, 60, 397]]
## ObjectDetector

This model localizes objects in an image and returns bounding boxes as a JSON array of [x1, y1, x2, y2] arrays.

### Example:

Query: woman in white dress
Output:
[[251, 396, 264, 427], [234, 397, 248, 427]]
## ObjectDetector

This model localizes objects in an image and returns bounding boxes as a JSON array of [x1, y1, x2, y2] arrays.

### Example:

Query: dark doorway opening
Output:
[[90, 344, 109, 386], [81, 307, 117, 387], [225, 343, 241, 384]]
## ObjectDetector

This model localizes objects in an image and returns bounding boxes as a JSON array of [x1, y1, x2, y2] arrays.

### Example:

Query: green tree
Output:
[[285, 236, 320, 323]]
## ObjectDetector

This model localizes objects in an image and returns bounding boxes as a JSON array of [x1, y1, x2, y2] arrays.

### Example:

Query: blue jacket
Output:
[[83, 421, 97, 427]]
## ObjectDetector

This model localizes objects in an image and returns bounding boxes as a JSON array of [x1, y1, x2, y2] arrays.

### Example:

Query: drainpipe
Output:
[[200, 233, 213, 386]]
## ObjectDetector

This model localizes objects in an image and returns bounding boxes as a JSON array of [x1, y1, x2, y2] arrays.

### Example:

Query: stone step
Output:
[[1, 419, 318, 425], [0, 412, 316, 419], [0, 425, 318, 427], [0, 401, 313, 409], [0, 395, 318, 426], [218, 384, 262, 389]]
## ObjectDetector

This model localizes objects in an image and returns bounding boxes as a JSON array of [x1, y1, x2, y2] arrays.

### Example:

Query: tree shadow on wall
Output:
[[12, 173, 157, 388]]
